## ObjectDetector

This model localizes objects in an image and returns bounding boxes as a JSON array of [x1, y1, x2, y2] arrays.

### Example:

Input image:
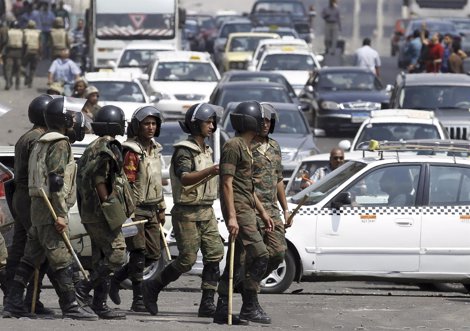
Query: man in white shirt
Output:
[[354, 38, 381, 77]]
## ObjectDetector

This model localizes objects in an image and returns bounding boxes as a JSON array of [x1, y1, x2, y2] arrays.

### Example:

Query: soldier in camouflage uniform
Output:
[[4, 95, 55, 315], [3, 96, 97, 320], [213, 101, 274, 325], [109, 106, 166, 312], [142, 103, 224, 317], [252, 103, 290, 281], [75, 105, 134, 319], [3, 20, 23, 90], [22, 20, 41, 88], [0, 206, 7, 300]]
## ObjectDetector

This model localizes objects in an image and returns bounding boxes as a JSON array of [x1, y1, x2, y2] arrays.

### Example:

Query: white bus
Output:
[[407, 0, 470, 18], [87, 0, 181, 70]]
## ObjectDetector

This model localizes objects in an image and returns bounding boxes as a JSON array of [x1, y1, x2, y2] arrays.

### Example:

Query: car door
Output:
[[419, 164, 470, 274], [315, 164, 422, 272]]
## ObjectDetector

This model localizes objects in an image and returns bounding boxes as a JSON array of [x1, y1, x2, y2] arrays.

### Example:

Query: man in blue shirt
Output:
[[48, 48, 81, 96], [405, 29, 422, 73]]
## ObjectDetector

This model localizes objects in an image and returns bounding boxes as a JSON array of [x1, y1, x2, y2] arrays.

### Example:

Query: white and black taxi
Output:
[[282, 140, 470, 292], [143, 51, 221, 120]]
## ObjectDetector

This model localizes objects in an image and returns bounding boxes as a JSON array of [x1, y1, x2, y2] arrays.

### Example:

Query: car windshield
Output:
[[355, 123, 441, 150], [400, 86, 470, 109], [229, 36, 271, 52], [451, 19, 470, 31], [252, 1, 306, 16], [286, 160, 330, 196], [223, 106, 309, 134], [157, 125, 189, 155], [154, 62, 218, 82], [318, 72, 382, 91], [260, 53, 316, 71], [220, 23, 253, 38], [291, 161, 367, 205], [91, 81, 145, 102], [217, 86, 292, 108], [118, 49, 165, 68]]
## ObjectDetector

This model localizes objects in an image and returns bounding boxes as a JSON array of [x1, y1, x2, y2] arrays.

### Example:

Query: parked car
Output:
[[219, 102, 319, 181], [299, 67, 390, 134], [338, 109, 449, 151], [209, 81, 295, 108], [84, 71, 156, 120], [143, 51, 221, 120], [389, 72, 470, 139]]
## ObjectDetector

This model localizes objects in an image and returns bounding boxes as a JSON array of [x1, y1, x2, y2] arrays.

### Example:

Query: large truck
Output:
[[86, 0, 183, 71]]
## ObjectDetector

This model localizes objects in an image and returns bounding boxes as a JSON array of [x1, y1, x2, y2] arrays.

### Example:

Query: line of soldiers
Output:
[[0, 16, 68, 90], [0, 96, 292, 325]]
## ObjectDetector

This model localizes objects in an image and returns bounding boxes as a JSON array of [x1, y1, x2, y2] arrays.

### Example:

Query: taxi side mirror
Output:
[[331, 192, 351, 209]]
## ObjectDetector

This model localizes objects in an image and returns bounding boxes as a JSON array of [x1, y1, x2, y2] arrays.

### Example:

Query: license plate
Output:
[[351, 112, 369, 123]]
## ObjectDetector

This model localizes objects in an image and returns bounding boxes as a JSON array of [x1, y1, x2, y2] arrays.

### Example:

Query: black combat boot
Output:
[[130, 281, 147, 312], [24, 263, 55, 315], [0, 267, 7, 300], [54, 266, 98, 321], [142, 263, 181, 315], [109, 264, 128, 305], [3, 262, 37, 319], [198, 289, 216, 317], [91, 278, 126, 320], [75, 278, 93, 306], [212, 295, 248, 325], [239, 290, 271, 324]]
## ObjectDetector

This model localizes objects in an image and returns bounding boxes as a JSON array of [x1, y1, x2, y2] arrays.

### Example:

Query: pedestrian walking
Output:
[[213, 101, 274, 325], [37, 2, 55, 59], [22, 20, 41, 88], [50, 17, 70, 59], [108, 106, 166, 312], [4, 95, 56, 316], [449, 42, 466, 73], [75, 105, 135, 320], [3, 96, 97, 320], [424, 32, 444, 73], [405, 29, 422, 73], [81, 85, 100, 131], [142, 103, 224, 317], [321, 0, 341, 55], [72, 77, 87, 98], [354, 38, 381, 77]]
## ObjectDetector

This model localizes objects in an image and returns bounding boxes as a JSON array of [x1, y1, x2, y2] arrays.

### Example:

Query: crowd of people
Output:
[[0, 96, 292, 325], [0, 0, 85, 91], [404, 23, 467, 74]]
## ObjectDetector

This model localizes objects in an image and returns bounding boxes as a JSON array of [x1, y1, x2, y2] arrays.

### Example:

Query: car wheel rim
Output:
[[260, 259, 286, 288]]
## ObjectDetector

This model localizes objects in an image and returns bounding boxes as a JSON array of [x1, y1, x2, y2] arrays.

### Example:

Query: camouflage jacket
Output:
[[251, 137, 283, 215], [14, 126, 46, 188]]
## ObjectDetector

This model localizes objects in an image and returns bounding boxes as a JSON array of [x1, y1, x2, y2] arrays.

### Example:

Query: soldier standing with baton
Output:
[[142, 103, 224, 317], [75, 105, 135, 319], [3, 96, 97, 320], [213, 101, 274, 325]]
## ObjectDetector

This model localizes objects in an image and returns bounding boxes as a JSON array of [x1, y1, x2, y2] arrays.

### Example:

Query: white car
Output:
[[112, 42, 175, 77], [84, 71, 156, 120], [143, 51, 221, 120], [255, 46, 322, 95], [339, 109, 450, 151]]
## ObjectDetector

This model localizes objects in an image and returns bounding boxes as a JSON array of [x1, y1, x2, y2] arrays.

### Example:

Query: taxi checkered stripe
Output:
[[296, 206, 470, 216]]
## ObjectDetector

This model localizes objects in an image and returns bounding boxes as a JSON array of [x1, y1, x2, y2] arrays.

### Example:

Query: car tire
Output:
[[120, 250, 170, 290], [260, 249, 296, 294]]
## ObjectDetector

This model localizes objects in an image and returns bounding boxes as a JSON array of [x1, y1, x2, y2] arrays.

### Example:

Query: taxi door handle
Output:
[[395, 219, 413, 226]]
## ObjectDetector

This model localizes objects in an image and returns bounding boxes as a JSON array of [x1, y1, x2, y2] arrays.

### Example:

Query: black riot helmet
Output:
[[260, 102, 277, 134], [91, 105, 126, 137], [44, 97, 74, 131], [230, 100, 265, 134], [127, 105, 163, 138], [179, 103, 220, 135], [28, 94, 53, 126]]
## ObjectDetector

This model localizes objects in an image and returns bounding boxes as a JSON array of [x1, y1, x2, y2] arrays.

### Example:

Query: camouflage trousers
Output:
[[257, 213, 287, 277], [218, 207, 269, 295], [22, 223, 73, 272], [84, 222, 127, 273], [4, 55, 21, 88], [0, 233, 7, 269], [125, 205, 161, 263], [172, 215, 224, 290]]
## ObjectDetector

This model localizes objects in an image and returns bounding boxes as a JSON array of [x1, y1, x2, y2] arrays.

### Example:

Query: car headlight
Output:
[[321, 101, 340, 110]]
